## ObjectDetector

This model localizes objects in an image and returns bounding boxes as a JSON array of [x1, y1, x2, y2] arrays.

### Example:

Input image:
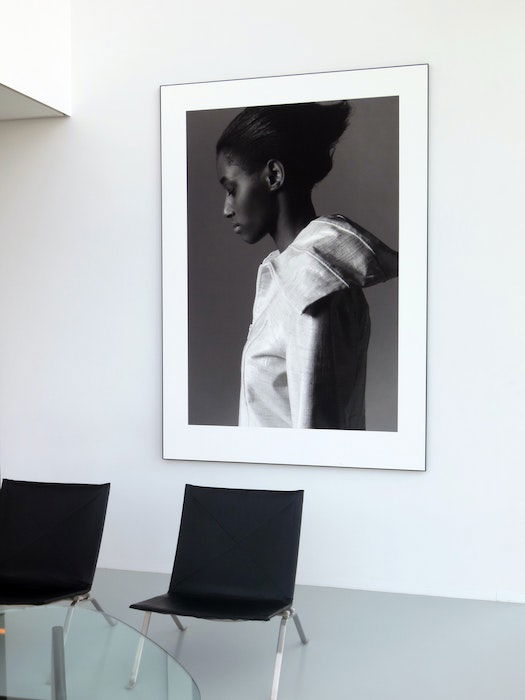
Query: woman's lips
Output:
[[233, 224, 242, 233]]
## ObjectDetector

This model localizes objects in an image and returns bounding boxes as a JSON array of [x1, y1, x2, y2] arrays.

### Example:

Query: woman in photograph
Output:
[[216, 101, 398, 430]]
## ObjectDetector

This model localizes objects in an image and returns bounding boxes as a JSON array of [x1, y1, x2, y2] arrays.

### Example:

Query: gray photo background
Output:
[[186, 96, 399, 430]]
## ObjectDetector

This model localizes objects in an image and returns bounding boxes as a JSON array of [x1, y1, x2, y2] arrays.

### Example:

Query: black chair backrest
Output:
[[169, 485, 303, 608], [0, 479, 110, 595]]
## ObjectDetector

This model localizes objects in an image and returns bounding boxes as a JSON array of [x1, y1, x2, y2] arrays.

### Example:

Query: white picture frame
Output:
[[162, 64, 428, 470]]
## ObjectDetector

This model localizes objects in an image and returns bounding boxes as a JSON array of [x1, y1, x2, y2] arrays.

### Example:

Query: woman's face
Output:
[[216, 151, 276, 245]]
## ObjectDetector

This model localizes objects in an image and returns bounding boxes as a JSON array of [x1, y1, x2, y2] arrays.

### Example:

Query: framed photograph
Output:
[[162, 64, 428, 469]]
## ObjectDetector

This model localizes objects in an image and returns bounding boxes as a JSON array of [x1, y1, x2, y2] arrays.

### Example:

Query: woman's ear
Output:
[[265, 159, 285, 191]]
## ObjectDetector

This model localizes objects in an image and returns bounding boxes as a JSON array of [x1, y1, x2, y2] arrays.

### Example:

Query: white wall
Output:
[[0, 0, 524, 602], [0, 0, 71, 115]]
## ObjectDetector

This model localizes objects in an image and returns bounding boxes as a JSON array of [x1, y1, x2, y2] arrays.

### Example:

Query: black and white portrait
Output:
[[162, 66, 428, 469], [188, 98, 399, 431]]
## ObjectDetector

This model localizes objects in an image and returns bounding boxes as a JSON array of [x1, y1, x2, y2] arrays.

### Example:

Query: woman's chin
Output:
[[240, 230, 266, 245]]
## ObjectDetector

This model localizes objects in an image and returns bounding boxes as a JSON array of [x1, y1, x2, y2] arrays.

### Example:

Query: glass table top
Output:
[[0, 604, 200, 700]]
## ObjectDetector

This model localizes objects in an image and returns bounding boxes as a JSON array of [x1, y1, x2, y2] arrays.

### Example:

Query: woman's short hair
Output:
[[216, 100, 351, 190]]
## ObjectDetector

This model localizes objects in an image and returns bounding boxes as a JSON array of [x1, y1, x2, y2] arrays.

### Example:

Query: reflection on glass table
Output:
[[0, 604, 200, 700]]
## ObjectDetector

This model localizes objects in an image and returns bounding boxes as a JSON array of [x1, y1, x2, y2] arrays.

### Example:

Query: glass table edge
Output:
[[0, 602, 201, 698]]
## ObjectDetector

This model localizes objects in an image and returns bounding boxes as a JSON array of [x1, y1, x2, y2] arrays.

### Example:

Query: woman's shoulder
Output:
[[267, 215, 398, 313]]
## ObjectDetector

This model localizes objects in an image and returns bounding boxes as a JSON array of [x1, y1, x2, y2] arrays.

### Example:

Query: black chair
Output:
[[129, 485, 308, 699], [0, 479, 113, 630]]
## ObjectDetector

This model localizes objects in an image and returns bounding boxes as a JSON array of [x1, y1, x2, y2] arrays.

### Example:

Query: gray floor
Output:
[[91, 568, 525, 700]]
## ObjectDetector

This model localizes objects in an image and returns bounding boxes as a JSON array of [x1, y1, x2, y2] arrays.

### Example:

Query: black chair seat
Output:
[[0, 585, 91, 606], [131, 592, 291, 621]]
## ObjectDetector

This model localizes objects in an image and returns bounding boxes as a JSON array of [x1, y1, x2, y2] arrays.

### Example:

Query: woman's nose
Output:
[[223, 198, 234, 218]]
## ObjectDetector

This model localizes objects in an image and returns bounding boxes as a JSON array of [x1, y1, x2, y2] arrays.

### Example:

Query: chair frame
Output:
[[0, 594, 117, 647], [61, 594, 117, 638], [128, 605, 308, 699]]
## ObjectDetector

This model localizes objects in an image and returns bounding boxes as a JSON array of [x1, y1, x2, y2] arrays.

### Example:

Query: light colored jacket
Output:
[[238, 215, 398, 429]]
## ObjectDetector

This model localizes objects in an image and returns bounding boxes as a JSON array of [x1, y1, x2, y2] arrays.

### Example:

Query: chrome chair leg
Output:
[[89, 597, 117, 627], [270, 611, 290, 700], [171, 614, 187, 631], [127, 612, 151, 689], [63, 603, 76, 643], [290, 608, 308, 644]]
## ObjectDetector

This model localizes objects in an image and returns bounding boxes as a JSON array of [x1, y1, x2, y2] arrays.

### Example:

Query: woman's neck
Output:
[[270, 192, 316, 253]]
